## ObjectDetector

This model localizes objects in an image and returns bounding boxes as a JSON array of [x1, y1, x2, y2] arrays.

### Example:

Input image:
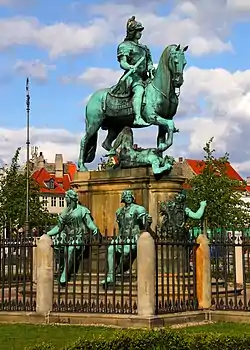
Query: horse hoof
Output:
[[78, 164, 88, 172]]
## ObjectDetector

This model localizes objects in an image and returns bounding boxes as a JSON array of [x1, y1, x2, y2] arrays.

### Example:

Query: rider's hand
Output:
[[129, 65, 136, 73], [149, 66, 156, 78]]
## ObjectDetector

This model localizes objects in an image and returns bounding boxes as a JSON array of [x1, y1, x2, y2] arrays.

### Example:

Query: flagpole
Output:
[[25, 78, 30, 236]]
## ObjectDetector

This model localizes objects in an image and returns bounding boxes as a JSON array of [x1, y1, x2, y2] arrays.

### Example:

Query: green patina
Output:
[[47, 190, 100, 285], [160, 191, 207, 240], [106, 126, 176, 175], [78, 16, 188, 172], [101, 189, 152, 286]]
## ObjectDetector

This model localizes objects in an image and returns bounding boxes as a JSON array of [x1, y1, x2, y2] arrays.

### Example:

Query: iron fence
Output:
[[210, 229, 250, 310], [52, 230, 137, 314], [155, 229, 199, 314], [0, 237, 36, 311]]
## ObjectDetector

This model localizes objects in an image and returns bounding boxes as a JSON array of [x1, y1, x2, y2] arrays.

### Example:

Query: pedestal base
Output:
[[71, 166, 185, 235]]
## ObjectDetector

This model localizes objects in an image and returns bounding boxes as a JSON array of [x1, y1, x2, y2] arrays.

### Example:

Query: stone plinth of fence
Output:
[[196, 233, 211, 309], [137, 231, 155, 316], [36, 234, 53, 315]]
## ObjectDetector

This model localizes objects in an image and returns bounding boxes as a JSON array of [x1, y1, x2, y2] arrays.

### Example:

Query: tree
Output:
[[0, 148, 56, 234], [186, 138, 250, 229]]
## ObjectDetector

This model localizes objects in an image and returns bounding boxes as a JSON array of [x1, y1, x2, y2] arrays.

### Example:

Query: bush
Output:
[[27, 329, 250, 350]]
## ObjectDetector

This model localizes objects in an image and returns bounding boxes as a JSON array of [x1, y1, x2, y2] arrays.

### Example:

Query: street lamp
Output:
[[25, 78, 30, 236]]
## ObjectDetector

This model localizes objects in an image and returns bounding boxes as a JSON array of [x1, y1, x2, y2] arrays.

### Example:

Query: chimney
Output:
[[247, 176, 250, 186], [55, 154, 63, 178], [37, 152, 45, 169], [178, 157, 184, 163]]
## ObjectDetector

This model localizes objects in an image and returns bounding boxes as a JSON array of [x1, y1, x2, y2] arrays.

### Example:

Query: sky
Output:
[[0, 0, 250, 176]]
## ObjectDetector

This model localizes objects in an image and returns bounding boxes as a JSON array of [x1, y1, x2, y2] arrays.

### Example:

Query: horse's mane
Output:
[[157, 44, 177, 69]]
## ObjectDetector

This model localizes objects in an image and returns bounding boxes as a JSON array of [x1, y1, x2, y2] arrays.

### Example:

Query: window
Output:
[[45, 179, 55, 190], [42, 196, 48, 207], [48, 179, 54, 189], [59, 197, 64, 207], [51, 197, 57, 207]]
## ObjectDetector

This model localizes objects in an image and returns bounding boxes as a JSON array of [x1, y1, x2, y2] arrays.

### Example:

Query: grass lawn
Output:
[[1, 322, 250, 350], [0, 324, 117, 350]]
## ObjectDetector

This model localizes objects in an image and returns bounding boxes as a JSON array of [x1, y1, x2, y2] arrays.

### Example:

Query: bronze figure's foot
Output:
[[133, 116, 150, 127]]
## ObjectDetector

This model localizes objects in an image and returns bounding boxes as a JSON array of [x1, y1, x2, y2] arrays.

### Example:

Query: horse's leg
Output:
[[78, 134, 88, 172], [102, 128, 119, 151], [146, 113, 176, 151], [157, 125, 168, 148]]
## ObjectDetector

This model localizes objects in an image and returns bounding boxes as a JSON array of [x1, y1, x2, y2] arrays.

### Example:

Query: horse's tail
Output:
[[82, 88, 108, 164], [83, 130, 98, 163]]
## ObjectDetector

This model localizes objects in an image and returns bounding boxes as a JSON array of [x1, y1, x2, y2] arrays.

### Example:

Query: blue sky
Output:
[[0, 0, 250, 175]]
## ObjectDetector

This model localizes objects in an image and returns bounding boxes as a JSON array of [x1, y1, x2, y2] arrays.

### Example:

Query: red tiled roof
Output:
[[185, 159, 244, 181], [32, 165, 77, 194]]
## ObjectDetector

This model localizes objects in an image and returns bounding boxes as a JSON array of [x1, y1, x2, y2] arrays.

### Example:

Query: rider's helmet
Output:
[[125, 16, 144, 40]]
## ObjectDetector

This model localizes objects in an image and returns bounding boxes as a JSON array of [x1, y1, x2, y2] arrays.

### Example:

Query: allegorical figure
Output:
[[106, 126, 175, 175], [116, 16, 155, 127], [101, 190, 152, 286], [159, 190, 207, 240], [47, 190, 100, 285]]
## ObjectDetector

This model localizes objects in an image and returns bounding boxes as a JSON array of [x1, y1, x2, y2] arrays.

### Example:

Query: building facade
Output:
[[31, 148, 77, 214]]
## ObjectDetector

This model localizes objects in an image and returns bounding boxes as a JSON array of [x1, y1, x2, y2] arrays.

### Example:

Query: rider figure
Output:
[[117, 16, 155, 127]]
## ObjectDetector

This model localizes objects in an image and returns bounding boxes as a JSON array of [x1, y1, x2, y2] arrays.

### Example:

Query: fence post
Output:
[[196, 233, 211, 309], [234, 231, 243, 286], [137, 231, 155, 316], [32, 237, 38, 283], [36, 234, 53, 314]]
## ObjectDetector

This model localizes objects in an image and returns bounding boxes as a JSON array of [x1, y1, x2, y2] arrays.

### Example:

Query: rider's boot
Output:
[[132, 96, 150, 127]]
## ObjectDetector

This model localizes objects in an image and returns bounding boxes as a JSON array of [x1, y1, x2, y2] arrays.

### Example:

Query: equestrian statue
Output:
[[78, 16, 188, 171]]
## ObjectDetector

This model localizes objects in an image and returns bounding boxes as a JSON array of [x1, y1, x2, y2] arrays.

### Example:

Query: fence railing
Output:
[[0, 237, 36, 311], [52, 231, 137, 314], [210, 229, 250, 310], [3, 228, 250, 316], [155, 229, 199, 314]]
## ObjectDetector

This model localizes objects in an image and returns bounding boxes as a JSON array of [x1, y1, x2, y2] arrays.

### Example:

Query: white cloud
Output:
[[13, 59, 55, 81], [63, 67, 121, 89], [0, 0, 249, 57], [90, 1, 237, 56], [0, 17, 113, 58], [0, 127, 80, 166], [227, 0, 250, 12]]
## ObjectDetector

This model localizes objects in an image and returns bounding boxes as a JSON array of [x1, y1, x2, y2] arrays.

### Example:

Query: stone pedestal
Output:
[[71, 166, 185, 235]]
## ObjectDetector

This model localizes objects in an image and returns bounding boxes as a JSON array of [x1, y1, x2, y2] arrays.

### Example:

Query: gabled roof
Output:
[[31, 164, 77, 195], [185, 159, 244, 182]]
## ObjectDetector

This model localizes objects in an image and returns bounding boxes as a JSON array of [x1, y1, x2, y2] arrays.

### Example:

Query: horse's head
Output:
[[168, 44, 188, 88]]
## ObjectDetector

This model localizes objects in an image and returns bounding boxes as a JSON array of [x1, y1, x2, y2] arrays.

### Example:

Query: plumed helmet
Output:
[[126, 16, 144, 34]]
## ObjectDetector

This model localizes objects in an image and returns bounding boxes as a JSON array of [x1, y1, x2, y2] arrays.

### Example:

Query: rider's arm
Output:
[[145, 47, 155, 72], [119, 55, 132, 71]]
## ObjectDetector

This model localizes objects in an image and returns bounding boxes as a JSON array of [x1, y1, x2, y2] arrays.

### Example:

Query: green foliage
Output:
[[0, 148, 56, 232], [98, 157, 116, 170], [27, 328, 250, 350], [186, 138, 250, 229]]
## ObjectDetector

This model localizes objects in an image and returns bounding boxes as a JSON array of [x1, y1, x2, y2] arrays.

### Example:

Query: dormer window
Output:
[[48, 179, 54, 189], [45, 179, 55, 190]]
